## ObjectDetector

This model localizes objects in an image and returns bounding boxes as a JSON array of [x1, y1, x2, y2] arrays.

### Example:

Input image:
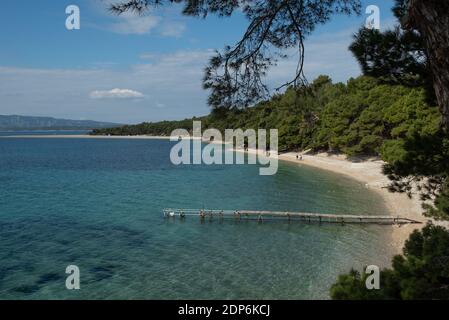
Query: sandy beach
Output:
[[238, 147, 430, 254], [278, 152, 428, 254]]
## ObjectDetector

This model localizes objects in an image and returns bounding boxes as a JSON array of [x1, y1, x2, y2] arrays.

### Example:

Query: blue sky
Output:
[[0, 0, 396, 124]]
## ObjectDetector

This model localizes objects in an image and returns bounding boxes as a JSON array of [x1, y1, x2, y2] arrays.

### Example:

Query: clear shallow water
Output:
[[0, 138, 394, 299]]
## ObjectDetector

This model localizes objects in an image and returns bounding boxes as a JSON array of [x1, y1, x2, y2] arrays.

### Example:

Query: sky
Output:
[[0, 0, 396, 124]]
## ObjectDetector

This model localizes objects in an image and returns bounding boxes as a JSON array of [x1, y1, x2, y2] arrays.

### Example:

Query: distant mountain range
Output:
[[0, 115, 122, 130]]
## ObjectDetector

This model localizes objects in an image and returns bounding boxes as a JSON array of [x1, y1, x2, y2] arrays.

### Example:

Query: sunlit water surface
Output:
[[0, 138, 394, 299]]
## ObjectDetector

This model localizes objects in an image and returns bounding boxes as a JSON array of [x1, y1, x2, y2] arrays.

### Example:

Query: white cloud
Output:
[[105, 11, 186, 37], [89, 88, 144, 99], [160, 22, 186, 37], [0, 50, 212, 123], [137, 49, 214, 67], [139, 53, 157, 60], [110, 13, 160, 35], [0, 24, 364, 124]]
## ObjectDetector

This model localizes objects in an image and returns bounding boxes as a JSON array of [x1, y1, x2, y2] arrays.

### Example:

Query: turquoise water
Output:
[[0, 138, 394, 299], [0, 130, 89, 136]]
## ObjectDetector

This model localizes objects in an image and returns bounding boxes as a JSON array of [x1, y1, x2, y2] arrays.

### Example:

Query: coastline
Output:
[[241, 148, 427, 255], [0, 134, 173, 139], [279, 152, 427, 254], [1, 133, 429, 254]]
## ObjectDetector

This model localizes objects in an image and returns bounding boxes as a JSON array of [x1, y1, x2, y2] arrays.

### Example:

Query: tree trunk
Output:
[[408, 0, 449, 129]]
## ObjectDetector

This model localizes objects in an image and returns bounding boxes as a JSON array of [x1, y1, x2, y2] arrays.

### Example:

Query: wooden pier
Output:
[[163, 208, 422, 225]]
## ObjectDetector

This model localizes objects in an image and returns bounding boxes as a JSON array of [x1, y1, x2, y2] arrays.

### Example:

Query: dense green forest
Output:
[[92, 75, 440, 156], [92, 73, 448, 225]]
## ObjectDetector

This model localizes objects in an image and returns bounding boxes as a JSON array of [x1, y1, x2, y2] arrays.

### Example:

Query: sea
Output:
[[0, 131, 394, 299]]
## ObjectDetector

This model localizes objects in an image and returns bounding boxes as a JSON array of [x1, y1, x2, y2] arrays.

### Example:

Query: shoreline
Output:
[[239, 148, 427, 255], [280, 152, 426, 254], [280, 152, 433, 255], [0, 134, 173, 139], [1, 134, 429, 254]]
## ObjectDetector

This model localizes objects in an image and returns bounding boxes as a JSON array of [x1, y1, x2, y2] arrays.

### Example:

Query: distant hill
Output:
[[0, 115, 122, 130]]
